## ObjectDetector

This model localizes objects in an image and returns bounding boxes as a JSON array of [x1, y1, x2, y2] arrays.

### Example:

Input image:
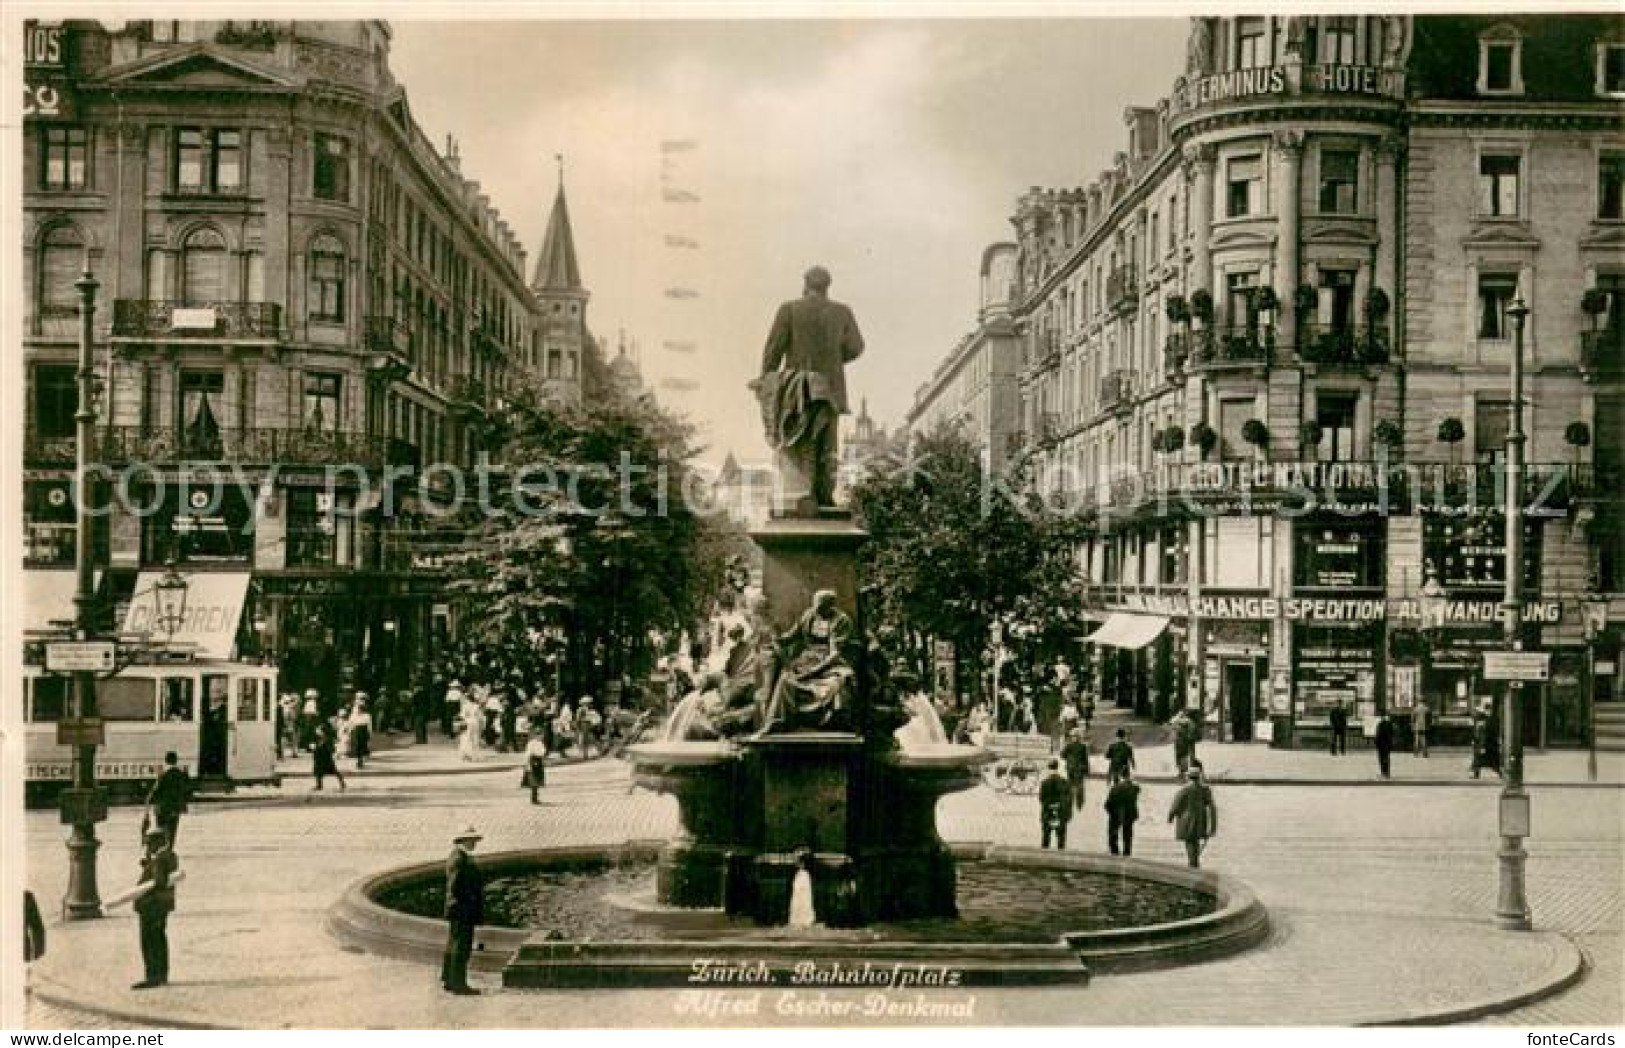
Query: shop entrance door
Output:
[[1226, 662, 1256, 742]]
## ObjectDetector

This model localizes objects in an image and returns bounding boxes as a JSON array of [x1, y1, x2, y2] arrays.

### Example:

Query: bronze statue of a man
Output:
[[754, 266, 865, 514]]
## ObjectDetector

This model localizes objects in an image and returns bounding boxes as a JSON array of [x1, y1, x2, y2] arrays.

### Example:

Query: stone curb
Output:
[[1358, 931, 1587, 1026]]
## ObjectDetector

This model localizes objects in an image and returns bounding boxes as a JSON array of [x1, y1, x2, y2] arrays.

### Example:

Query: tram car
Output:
[[23, 658, 279, 806]]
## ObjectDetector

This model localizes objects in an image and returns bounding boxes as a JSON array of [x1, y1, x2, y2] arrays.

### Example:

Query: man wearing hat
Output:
[[442, 826, 485, 995], [1167, 766, 1219, 869], [132, 826, 180, 989], [144, 750, 190, 850], [1038, 758, 1073, 849]]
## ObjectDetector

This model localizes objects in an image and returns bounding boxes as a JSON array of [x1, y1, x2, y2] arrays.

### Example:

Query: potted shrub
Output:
[[1374, 419, 1404, 452], [1165, 295, 1189, 324], [1566, 420, 1592, 472], [1189, 288, 1214, 326], [1437, 417, 1465, 466], [1242, 419, 1270, 452], [1295, 284, 1319, 315], [1163, 425, 1186, 454], [1301, 419, 1324, 454], [1151, 429, 1167, 455], [1364, 286, 1391, 318], [1582, 287, 1610, 329], [1190, 421, 1218, 459], [1254, 286, 1280, 315]]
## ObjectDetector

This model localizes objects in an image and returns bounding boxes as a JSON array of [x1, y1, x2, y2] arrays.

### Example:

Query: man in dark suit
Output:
[[1374, 712, 1396, 779], [145, 751, 190, 849], [132, 827, 179, 989], [756, 265, 865, 510], [442, 826, 485, 995], [1105, 769, 1141, 856], [1038, 759, 1072, 849], [1328, 702, 1349, 756]]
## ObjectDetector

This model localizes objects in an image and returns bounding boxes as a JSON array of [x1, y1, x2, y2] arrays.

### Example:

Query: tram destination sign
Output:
[[45, 640, 116, 673], [1482, 651, 1551, 682]]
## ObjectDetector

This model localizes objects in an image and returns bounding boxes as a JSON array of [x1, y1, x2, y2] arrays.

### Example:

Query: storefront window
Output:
[[1295, 521, 1384, 588], [104, 678, 159, 722], [142, 483, 255, 565], [1422, 514, 1541, 593], [1294, 622, 1380, 721], [29, 677, 70, 722], [1202, 516, 1273, 589]]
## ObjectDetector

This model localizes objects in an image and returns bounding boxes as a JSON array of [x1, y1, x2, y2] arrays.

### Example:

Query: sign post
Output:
[[1482, 651, 1551, 682]]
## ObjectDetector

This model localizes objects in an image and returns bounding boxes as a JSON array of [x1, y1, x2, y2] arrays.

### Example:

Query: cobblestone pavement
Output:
[[16, 754, 1622, 1029]]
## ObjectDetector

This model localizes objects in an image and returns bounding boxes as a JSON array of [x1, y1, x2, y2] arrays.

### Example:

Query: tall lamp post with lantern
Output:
[[1496, 296, 1533, 932]]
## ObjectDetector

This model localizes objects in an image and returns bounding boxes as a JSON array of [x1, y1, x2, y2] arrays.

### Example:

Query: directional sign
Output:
[[56, 718, 104, 747], [1482, 651, 1550, 682], [44, 640, 115, 673]]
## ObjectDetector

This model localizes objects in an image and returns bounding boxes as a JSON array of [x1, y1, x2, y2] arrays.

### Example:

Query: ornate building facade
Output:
[[978, 14, 1621, 748], [21, 19, 590, 699]]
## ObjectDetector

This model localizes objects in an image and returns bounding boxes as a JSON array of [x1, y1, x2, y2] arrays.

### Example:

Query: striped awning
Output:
[[1082, 612, 1170, 650]]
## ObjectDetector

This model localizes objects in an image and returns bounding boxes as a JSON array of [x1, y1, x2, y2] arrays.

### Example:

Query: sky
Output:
[[389, 15, 1188, 468]]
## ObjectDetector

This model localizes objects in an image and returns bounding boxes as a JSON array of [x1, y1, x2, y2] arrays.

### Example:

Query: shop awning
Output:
[[1082, 612, 1170, 650], [23, 570, 99, 633], [122, 570, 250, 661]]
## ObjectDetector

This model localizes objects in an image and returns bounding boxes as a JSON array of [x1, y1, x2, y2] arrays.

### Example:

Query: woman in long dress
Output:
[[458, 689, 484, 762]]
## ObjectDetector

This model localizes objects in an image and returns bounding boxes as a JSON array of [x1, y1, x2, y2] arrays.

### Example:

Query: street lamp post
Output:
[[63, 266, 106, 920], [1497, 296, 1533, 932], [1584, 594, 1608, 784]]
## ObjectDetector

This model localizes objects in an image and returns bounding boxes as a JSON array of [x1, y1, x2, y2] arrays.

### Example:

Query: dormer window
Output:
[[1477, 27, 1524, 96]]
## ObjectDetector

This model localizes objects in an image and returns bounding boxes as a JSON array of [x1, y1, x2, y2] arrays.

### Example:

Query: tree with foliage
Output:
[[445, 348, 738, 700], [851, 424, 1088, 707]]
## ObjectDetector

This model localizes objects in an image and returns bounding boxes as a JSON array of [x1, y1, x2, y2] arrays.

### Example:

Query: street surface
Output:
[[17, 734, 1624, 1029]]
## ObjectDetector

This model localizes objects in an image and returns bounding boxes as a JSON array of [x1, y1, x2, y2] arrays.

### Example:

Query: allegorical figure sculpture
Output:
[[753, 265, 865, 514], [759, 590, 855, 734]]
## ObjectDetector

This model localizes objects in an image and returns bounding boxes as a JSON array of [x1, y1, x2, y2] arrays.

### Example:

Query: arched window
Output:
[[308, 234, 345, 322], [36, 225, 85, 316], [181, 227, 227, 303]]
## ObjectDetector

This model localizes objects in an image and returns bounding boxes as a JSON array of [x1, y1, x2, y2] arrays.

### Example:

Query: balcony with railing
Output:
[[25, 428, 77, 466], [1581, 327, 1622, 382], [1099, 369, 1135, 416], [1186, 326, 1273, 370], [1106, 265, 1138, 316], [112, 300, 283, 340], [95, 426, 395, 470], [1297, 322, 1391, 365]]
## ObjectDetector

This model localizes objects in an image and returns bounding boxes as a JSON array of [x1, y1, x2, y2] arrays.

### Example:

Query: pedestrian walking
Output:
[[442, 826, 485, 995], [23, 890, 45, 963], [1167, 767, 1218, 869], [500, 695, 519, 754], [412, 684, 432, 745], [144, 750, 190, 850], [1055, 699, 1081, 751], [1374, 712, 1395, 779], [1104, 769, 1140, 857], [1329, 701, 1349, 756], [458, 688, 484, 762], [1411, 702, 1430, 758], [1170, 709, 1195, 776], [577, 699, 602, 759], [299, 689, 320, 750], [442, 678, 462, 738], [312, 722, 346, 791], [1060, 728, 1090, 811], [346, 694, 373, 769], [1105, 728, 1135, 785], [1038, 759, 1072, 849], [524, 727, 548, 805], [553, 702, 575, 758], [130, 827, 180, 989]]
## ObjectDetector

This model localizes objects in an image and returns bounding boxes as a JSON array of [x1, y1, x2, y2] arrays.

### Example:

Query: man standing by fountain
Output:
[[1168, 768, 1219, 868], [753, 265, 865, 513], [1039, 759, 1073, 849], [442, 826, 485, 995]]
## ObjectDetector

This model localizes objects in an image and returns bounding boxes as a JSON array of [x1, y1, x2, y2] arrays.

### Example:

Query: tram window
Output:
[[103, 678, 159, 721], [237, 678, 260, 721], [162, 678, 195, 721], [31, 677, 70, 722]]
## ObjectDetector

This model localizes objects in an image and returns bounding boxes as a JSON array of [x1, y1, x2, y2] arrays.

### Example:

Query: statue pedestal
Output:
[[750, 512, 868, 633]]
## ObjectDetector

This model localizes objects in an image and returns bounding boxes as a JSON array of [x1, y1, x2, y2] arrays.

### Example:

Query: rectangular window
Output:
[[1227, 156, 1261, 218], [1316, 391, 1359, 461], [308, 249, 345, 322], [1320, 16, 1357, 64], [1475, 400, 1511, 463], [1237, 18, 1269, 69], [1484, 42, 1517, 92], [1477, 273, 1518, 339], [1599, 153, 1625, 221], [1219, 396, 1259, 461], [31, 364, 77, 440], [104, 678, 159, 722], [314, 133, 351, 202], [41, 127, 89, 190], [1318, 150, 1359, 214], [1601, 44, 1625, 95], [285, 489, 337, 567], [1211, 517, 1268, 589], [302, 373, 340, 433], [29, 677, 70, 723], [1226, 271, 1259, 334], [1319, 269, 1357, 332], [1478, 154, 1521, 218], [1295, 521, 1384, 588], [174, 128, 245, 194]]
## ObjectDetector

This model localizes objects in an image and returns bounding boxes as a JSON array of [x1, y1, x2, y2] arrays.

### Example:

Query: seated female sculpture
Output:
[[758, 590, 855, 735]]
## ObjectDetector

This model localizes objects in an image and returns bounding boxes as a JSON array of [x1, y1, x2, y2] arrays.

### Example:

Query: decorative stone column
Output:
[[1183, 143, 1218, 301], [1374, 133, 1404, 357], [1273, 130, 1305, 354]]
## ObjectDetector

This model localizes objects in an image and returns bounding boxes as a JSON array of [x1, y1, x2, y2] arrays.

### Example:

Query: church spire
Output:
[[533, 154, 583, 292]]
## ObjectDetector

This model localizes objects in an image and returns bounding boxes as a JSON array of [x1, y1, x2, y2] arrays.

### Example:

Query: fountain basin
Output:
[[327, 841, 1268, 987]]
